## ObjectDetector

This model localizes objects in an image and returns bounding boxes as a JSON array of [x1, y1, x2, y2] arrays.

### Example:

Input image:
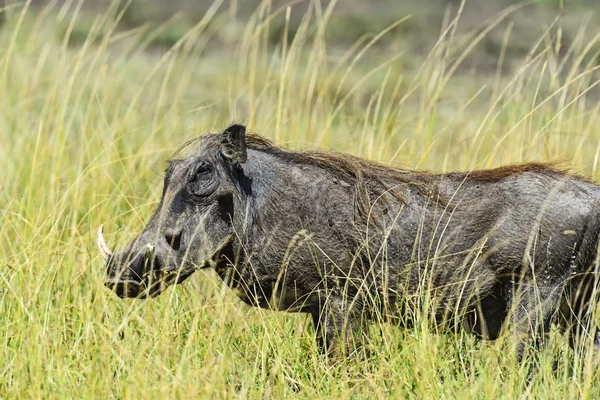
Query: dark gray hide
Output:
[[102, 124, 600, 358]]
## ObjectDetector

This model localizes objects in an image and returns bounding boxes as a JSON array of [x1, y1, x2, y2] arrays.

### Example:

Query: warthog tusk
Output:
[[144, 244, 155, 262], [144, 244, 156, 277], [97, 225, 113, 261]]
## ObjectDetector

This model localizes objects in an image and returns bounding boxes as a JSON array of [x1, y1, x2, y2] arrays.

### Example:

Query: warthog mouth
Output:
[[98, 226, 196, 298], [98, 225, 233, 299], [104, 268, 197, 299], [103, 265, 197, 298]]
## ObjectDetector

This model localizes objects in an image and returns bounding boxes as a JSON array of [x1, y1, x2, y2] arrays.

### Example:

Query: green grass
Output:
[[2, 1, 600, 398]]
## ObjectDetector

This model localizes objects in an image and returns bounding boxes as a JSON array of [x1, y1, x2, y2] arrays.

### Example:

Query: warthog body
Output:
[[101, 124, 600, 357]]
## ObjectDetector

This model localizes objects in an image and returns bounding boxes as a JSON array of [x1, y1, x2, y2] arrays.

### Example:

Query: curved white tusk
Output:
[[144, 243, 155, 260], [97, 224, 113, 261]]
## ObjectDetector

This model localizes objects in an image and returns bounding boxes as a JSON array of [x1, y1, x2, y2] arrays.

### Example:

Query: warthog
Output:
[[99, 124, 600, 358]]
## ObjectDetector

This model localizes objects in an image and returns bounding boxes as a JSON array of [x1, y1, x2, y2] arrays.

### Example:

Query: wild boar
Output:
[[99, 124, 600, 358]]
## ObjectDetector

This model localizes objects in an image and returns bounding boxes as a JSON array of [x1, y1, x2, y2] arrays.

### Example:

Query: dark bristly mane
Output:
[[241, 134, 576, 186], [451, 162, 575, 181]]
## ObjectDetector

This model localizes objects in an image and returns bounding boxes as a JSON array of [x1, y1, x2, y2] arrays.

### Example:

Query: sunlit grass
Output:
[[1, 0, 600, 398]]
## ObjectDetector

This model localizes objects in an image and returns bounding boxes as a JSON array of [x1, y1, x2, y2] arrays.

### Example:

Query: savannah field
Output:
[[2, 0, 600, 398]]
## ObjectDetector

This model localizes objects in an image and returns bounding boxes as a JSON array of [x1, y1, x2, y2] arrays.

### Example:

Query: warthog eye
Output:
[[188, 160, 216, 198], [196, 160, 212, 174]]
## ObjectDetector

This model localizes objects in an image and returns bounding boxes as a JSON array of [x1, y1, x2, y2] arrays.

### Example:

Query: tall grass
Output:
[[1, 0, 600, 398]]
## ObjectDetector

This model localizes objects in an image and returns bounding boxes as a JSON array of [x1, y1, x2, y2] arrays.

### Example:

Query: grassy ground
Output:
[[2, 0, 600, 398]]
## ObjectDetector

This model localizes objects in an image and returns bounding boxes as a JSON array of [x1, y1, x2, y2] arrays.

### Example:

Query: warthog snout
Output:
[[98, 225, 192, 298], [104, 249, 152, 298]]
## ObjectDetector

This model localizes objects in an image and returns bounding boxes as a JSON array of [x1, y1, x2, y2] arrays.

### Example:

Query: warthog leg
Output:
[[558, 273, 600, 351], [311, 295, 368, 357], [508, 282, 565, 363]]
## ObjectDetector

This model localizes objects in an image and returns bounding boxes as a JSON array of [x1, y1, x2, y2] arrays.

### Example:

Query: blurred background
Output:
[[5, 0, 599, 75], [2, 0, 598, 165]]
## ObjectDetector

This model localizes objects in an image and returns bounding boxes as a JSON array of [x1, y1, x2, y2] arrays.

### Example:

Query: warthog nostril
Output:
[[165, 231, 182, 251]]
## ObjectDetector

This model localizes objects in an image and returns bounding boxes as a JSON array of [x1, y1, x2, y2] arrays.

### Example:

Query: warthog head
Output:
[[99, 124, 249, 298]]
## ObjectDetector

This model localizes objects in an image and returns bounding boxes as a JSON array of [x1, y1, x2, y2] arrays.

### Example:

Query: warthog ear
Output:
[[220, 124, 247, 165]]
